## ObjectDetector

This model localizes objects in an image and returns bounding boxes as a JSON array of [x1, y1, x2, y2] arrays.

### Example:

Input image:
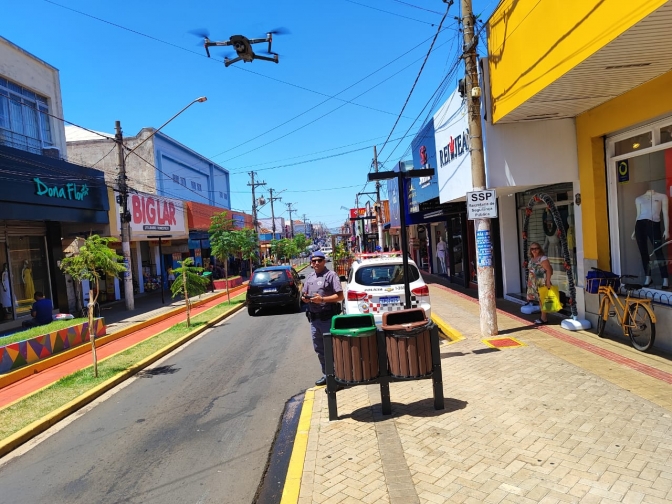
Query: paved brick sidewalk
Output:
[[296, 283, 672, 504]]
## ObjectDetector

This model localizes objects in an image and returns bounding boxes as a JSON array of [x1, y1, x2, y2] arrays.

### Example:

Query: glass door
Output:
[[448, 215, 464, 282], [7, 236, 51, 318]]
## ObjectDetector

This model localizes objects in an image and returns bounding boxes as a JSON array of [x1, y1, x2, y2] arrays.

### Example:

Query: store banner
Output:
[[434, 88, 472, 203], [115, 192, 186, 237], [410, 118, 439, 209], [349, 207, 366, 219]]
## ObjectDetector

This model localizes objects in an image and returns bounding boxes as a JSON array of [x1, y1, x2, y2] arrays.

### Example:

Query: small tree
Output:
[[59, 235, 126, 377], [236, 228, 259, 276], [293, 233, 310, 256], [210, 212, 239, 303], [170, 258, 209, 327]]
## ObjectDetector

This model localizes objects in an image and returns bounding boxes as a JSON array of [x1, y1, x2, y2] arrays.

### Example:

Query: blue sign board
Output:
[[409, 118, 439, 209], [476, 229, 493, 267]]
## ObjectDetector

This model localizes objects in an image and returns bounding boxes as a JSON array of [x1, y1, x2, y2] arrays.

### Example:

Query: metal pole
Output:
[[270, 188, 276, 237], [374, 145, 384, 251], [159, 237, 165, 305], [462, 0, 498, 336], [115, 121, 134, 311], [397, 174, 412, 308]]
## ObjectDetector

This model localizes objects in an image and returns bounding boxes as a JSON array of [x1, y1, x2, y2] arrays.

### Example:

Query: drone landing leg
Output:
[[255, 54, 279, 64], [224, 56, 243, 67]]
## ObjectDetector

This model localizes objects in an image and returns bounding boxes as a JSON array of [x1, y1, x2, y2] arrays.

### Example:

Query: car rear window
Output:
[[251, 270, 286, 285], [354, 264, 420, 286]]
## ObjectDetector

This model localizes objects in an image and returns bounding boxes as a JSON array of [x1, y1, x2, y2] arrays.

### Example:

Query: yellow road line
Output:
[[280, 388, 315, 504]]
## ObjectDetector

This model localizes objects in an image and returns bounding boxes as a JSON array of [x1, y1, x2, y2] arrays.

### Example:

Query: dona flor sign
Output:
[[434, 88, 472, 203], [117, 193, 186, 235]]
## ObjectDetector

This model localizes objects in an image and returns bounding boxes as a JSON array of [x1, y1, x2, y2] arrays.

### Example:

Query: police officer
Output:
[[301, 250, 344, 386]]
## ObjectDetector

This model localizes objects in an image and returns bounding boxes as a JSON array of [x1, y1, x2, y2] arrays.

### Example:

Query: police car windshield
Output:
[[354, 264, 420, 286]]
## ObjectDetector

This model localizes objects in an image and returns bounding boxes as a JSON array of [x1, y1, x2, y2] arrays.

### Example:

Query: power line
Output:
[[390, 0, 446, 16], [209, 29, 454, 160], [221, 36, 455, 166], [377, 2, 452, 159], [343, 0, 443, 25], [42, 0, 423, 125]]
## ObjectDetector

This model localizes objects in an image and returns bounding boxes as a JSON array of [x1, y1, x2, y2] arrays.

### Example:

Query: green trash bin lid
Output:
[[330, 313, 377, 337]]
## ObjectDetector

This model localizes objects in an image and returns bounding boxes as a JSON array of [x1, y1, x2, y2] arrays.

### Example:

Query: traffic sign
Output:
[[467, 189, 497, 220]]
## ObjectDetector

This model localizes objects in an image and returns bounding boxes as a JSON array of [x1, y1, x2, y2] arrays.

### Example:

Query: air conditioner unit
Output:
[[42, 147, 61, 159]]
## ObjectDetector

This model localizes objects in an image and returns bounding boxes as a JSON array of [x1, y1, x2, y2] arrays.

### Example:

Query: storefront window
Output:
[[614, 132, 652, 156], [615, 148, 671, 289], [661, 125, 672, 145], [449, 216, 464, 281], [7, 236, 51, 317], [516, 183, 576, 305]]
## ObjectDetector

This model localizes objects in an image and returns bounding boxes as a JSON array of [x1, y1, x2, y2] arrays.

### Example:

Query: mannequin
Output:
[[543, 213, 561, 259], [436, 236, 447, 275], [1, 263, 11, 316], [22, 260, 35, 300], [631, 189, 669, 288]]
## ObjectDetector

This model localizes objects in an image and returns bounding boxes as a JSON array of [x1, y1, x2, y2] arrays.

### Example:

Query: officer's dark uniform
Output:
[[302, 260, 343, 375]]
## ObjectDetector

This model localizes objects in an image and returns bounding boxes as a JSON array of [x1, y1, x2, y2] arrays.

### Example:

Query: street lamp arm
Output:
[[125, 96, 207, 160]]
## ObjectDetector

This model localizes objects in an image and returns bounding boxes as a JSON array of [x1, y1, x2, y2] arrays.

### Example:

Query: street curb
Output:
[[0, 286, 247, 389], [431, 313, 464, 344], [280, 387, 316, 504], [0, 299, 246, 459]]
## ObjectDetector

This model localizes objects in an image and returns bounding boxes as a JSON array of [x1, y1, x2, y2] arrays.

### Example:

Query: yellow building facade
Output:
[[487, 0, 672, 346]]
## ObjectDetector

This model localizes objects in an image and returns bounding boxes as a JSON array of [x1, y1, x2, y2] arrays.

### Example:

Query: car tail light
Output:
[[285, 270, 294, 285], [411, 285, 429, 296], [347, 290, 367, 301]]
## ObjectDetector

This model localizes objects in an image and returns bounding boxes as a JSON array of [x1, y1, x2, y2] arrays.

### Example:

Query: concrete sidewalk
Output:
[[289, 281, 672, 504]]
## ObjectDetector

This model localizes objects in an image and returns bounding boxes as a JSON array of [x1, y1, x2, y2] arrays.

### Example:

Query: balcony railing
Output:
[[0, 128, 43, 155]]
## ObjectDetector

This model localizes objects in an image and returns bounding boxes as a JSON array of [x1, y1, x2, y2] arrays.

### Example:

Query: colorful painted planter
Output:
[[213, 277, 242, 290], [0, 318, 106, 374]]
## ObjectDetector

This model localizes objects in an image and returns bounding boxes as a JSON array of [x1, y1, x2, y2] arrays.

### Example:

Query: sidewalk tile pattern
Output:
[[0, 318, 106, 373], [298, 283, 672, 503]]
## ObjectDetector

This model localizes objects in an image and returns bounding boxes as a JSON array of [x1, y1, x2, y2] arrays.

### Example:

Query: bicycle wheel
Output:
[[627, 304, 655, 352], [596, 296, 609, 337]]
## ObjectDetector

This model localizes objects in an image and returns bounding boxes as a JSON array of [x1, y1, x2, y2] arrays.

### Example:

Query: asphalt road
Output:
[[0, 305, 318, 504]]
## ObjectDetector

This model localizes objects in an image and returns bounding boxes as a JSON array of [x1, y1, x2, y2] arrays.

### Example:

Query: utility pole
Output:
[[248, 170, 266, 235], [286, 203, 296, 238], [374, 145, 384, 251], [462, 0, 498, 337], [302, 213, 308, 236], [268, 188, 282, 238], [115, 121, 134, 311]]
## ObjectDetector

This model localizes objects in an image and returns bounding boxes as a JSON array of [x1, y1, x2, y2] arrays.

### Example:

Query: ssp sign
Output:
[[466, 189, 497, 220]]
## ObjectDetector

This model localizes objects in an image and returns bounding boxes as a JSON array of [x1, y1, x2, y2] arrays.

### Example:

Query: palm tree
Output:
[[170, 258, 210, 327]]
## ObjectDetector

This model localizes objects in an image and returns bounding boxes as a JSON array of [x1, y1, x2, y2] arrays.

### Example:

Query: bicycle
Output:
[[589, 268, 656, 352]]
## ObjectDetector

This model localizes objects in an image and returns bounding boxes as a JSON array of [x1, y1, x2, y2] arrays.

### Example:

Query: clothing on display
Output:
[[22, 262, 35, 300], [1, 267, 11, 310], [436, 237, 447, 274], [631, 190, 669, 286]]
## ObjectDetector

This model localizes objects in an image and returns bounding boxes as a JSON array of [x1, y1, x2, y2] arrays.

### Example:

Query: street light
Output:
[[116, 96, 207, 311], [125, 97, 207, 161]]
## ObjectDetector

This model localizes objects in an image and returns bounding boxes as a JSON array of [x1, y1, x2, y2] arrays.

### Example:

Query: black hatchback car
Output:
[[246, 266, 304, 316]]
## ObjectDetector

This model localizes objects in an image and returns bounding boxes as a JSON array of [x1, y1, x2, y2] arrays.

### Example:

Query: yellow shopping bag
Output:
[[538, 286, 562, 313]]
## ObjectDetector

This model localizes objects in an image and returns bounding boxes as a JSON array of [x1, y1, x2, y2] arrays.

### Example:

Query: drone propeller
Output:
[[188, 28, 211, 40], [267, 27, 290, 35]]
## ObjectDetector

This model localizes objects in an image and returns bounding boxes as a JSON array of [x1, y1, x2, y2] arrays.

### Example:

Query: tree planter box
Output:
[[0, 318, 106, 374], [213, 277, 242, 290]]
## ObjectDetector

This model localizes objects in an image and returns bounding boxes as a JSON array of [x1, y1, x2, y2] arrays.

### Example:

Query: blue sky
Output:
[[2, 0, 497, 230]]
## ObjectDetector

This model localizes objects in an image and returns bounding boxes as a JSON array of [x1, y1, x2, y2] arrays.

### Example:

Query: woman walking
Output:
[[527, 242, 553, 325]]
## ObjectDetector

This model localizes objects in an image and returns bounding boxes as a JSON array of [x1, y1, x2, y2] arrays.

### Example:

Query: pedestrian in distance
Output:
[[526, 242, 553, 325], [22, 291, 53, 329], [301, 250, 344, 386]]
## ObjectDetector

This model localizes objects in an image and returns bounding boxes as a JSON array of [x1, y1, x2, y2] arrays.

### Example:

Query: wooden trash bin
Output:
[[382, 308, 433, 379], [330, 314, 379, 384]]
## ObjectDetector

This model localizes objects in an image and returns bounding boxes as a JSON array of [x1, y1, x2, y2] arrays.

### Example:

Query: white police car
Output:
[[341, 254, 431, 327]]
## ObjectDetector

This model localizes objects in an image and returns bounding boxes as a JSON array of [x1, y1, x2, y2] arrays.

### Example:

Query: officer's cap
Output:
[[311, 251, 326, 259]]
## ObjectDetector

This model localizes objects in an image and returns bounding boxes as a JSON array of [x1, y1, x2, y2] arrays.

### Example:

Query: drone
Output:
[[191, 28, 287, 67]]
